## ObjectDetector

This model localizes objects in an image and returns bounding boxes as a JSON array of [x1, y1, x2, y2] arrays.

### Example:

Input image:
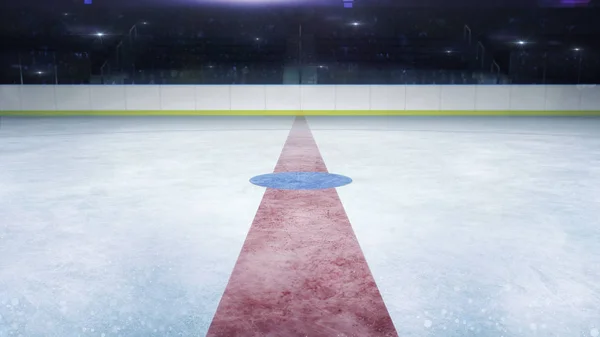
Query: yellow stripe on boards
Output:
[[1, 110, 600, 116]]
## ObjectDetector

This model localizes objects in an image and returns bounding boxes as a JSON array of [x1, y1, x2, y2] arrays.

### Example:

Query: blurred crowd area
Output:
[[0, 5, 598, 85]]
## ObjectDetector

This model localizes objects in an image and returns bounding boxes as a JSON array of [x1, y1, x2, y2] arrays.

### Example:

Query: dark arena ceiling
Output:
[[0, 0, 599, 84], [1, 0, 598, 43]]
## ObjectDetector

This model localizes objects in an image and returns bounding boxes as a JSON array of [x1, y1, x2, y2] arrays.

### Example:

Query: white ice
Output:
[[310, 116, 600, 337], [0, 116, 293, 337], [2, 115, 600, 337]]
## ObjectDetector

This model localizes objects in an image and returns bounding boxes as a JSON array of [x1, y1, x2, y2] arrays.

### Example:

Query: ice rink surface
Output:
[[1, 116, 599, 337]]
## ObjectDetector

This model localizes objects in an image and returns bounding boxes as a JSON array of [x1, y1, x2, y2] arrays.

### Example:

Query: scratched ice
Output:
[[0, 116, 293, 337], [2, 116, 600, 337], [310, 116, 600, 337]]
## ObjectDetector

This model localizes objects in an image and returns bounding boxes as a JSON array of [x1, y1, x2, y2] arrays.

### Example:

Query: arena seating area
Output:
[[0, 5, 598, 85]]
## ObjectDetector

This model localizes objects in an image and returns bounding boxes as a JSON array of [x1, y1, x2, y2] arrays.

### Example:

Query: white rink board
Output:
[[1, 84, 599, 113]]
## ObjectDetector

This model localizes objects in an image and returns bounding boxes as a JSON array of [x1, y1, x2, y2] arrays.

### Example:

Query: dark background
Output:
[[1, 0, 598, 84]]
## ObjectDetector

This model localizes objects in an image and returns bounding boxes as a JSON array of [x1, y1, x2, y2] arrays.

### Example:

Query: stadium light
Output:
[[350, 22, 360, 26], [191, 0, 306, 4], [96, 32, 104, 37], [516, 40, 526, 45], [36, 71, 43, 75], [573, 47, 581, 51]]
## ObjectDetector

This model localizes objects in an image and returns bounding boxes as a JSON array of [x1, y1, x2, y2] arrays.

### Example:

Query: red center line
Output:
[[207, 117, 398, 337]]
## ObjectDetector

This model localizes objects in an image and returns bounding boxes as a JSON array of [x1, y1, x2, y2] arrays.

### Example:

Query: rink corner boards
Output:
[[1, 110, 600, 116]]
